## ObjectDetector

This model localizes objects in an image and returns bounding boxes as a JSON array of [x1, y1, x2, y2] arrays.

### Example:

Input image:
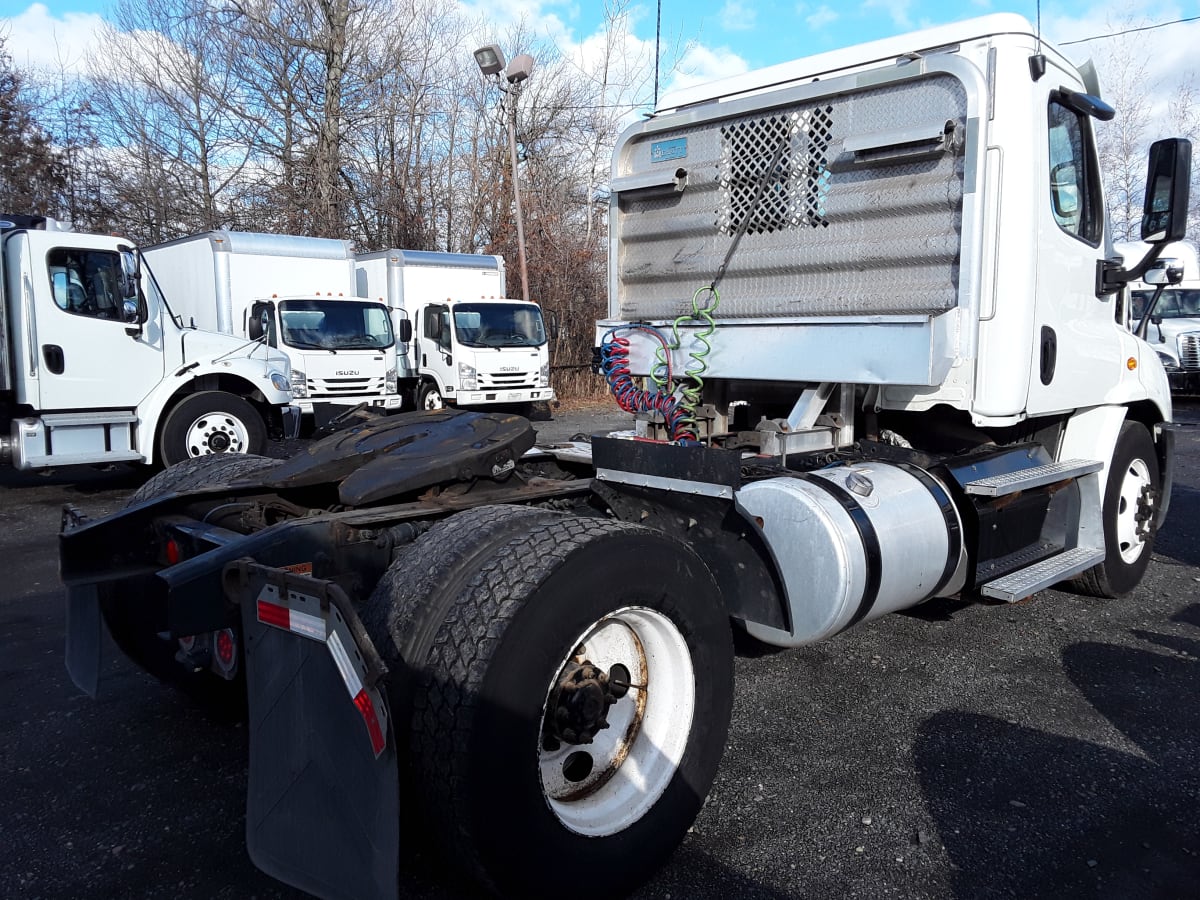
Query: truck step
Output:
[[963, 458, 1102, 496], [979, 546, 1104, 602]]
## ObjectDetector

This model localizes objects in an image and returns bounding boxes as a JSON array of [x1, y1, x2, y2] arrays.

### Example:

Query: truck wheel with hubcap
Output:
[[391, 512, 733, 896], [418, 381, 445, 410], [159, 390, 266, 466], [1069, 420, 1160, 597]]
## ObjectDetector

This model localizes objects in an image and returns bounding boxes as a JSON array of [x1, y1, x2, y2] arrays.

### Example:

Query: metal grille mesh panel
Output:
[[718, 106, 834, 235], [1179, 333, 1200, 370], [615, 74, 967, 320]]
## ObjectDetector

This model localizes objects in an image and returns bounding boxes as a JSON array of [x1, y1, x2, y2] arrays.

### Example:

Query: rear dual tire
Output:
[[365, 507, 734, 897]]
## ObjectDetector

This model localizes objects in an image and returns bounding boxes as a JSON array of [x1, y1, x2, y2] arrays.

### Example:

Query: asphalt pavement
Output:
[[2, 402, 1198, 899]]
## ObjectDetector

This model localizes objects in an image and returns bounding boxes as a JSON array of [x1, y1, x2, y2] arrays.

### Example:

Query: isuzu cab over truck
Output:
[[356, 249, 554, 412], [0, 215, 295, 469], [61, 14, 1190, 900], [144, 232, 403, 428]]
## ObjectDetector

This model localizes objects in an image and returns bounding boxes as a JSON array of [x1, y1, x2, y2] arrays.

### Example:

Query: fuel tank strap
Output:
[[803, 475, 882, 630], [894, 463, 962, 598]]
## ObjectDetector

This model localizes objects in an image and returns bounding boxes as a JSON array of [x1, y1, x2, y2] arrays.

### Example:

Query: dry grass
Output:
[[551, 367, 611, 406]]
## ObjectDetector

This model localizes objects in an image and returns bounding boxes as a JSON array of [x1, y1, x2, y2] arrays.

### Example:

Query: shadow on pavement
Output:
[[913, 605, 1200, 899]]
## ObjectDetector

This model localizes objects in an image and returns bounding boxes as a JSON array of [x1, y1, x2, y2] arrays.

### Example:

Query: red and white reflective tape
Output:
[[255, 583, 387, 757], [257, 596, 327, 642]]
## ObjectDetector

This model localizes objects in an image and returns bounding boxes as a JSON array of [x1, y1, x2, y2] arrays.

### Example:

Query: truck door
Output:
[[1028, 91, 1125, 413], [419, 303, 454, 389], [33, 242, 166, 411]]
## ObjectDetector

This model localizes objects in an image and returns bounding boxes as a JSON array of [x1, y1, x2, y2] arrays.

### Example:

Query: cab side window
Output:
[[47, 248, 124, 320], [1047, 99, 1102, 244]]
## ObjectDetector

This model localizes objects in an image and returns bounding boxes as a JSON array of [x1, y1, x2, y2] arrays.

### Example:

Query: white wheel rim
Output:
[[183, 412, 248, 457], [538, 606, 695, 837], [1115, 457, 1152, 564], [423, 388, 443, 410]]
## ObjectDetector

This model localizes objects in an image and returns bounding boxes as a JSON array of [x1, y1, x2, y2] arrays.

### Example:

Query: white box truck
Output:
[[1116, 240, 1200, 391], [0, 215, 295, 469], [63, 13, 1192, 900], [355, 249, 554, 412], [144, 232, 404, 427]]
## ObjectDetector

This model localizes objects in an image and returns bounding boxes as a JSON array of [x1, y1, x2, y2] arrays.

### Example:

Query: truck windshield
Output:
[[278, 299, 394, 351], [1131, 289, 1200, 320], [453, 303, 547, 348]]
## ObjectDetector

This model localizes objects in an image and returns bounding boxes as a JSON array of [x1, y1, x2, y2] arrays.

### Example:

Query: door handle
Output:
[[42, 344, 65, 375]]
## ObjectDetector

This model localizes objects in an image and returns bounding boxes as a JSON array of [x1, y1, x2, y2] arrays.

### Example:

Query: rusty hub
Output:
[[543, 659, 631, 749]]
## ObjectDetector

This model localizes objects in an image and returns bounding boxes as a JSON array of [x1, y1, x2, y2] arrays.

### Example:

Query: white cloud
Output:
[[663, 42, 749, 95], [719, 1, 757, 33], [861, 0, 912, 30], [804, 5, 838, 30], [2, 2, 106, 74]]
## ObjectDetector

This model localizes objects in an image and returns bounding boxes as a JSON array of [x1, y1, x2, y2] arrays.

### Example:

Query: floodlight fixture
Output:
[[473, 44, 506, 77], [505, 53, 534, 85]]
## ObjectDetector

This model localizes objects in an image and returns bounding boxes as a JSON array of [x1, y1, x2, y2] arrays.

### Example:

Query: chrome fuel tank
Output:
[[734, 462, 965, 647]]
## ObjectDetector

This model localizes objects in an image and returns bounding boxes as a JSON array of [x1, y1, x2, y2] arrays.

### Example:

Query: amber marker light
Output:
[[1127, 357, 1138, 370]]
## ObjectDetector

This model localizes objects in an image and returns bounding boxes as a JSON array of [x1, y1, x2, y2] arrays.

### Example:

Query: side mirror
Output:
[[1141, 138, 1192, 243], [397, 319, 413, 343], [544, 310, 560, 341], [248, 303, 274, 342], [117, 247, 140, 301], [122, 298, 140, 324]]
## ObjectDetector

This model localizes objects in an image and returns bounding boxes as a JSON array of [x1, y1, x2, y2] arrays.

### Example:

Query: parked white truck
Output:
[[62, 14, 1191, 900], [1117, 240, 1200, 392], [355, 249, 554, 412], [144, 232, 404, 428], [0, 215, 295, 469]]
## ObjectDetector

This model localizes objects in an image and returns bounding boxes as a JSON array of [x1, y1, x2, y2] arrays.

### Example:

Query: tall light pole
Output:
[[473, 44, 534, 303]]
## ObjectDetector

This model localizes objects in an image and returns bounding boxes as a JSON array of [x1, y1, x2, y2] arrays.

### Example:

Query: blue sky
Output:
[[2, 0, 1196, 104]]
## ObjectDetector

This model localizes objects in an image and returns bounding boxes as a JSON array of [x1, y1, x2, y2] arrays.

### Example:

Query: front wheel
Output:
[[1069, 420, 1160, 597], [409, 515, 733, 896], [158, 390, 266, 466], [418, 381, 445, 410]]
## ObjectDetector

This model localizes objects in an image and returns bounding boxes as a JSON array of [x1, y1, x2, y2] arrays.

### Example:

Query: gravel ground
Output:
[[1, 400, 1198, 899]]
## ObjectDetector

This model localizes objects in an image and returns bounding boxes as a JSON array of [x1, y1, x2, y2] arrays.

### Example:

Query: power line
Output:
[[1060, 15, 1200, 46]]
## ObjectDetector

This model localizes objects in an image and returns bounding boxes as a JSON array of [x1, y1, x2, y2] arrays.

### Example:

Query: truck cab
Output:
[[246, 294, 402, 423], [413, 298, 553, 410], [1, 217, 295, 468]]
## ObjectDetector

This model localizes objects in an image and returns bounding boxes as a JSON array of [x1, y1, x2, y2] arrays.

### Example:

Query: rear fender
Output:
[[224, 561, 399, 900]]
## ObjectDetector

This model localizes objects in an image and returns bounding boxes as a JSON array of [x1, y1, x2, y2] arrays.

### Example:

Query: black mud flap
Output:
[[226, 561, 400, 900], [65, 583, 103, 698]]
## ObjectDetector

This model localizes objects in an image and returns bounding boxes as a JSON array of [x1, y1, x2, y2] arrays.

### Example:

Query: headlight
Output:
[[269, 371, 291, 393], [459, 362, 478, 391], [1155, 351, 1182, 372], [385, 367, 398, 394], [291, 369, 308, 398], [539, 362, 550, 388]]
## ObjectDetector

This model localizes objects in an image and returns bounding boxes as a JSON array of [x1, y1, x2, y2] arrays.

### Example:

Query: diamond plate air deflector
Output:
[[616, 73, 968, 321]]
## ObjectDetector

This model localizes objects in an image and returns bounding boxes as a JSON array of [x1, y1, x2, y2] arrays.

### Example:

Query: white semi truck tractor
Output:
[[144, 232, 404, 429], [0, 215, 296, 468], [61, 14, 1190, 900]]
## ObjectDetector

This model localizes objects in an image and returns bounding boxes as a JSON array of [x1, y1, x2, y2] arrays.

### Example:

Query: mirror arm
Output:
[[1134, 282, 1168, 339], [1100, 242, 1167, 295]]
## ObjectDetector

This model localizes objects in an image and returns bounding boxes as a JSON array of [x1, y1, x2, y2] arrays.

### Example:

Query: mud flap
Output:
[[227, 561, 400, 900], [65, 584, 103, 698]]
